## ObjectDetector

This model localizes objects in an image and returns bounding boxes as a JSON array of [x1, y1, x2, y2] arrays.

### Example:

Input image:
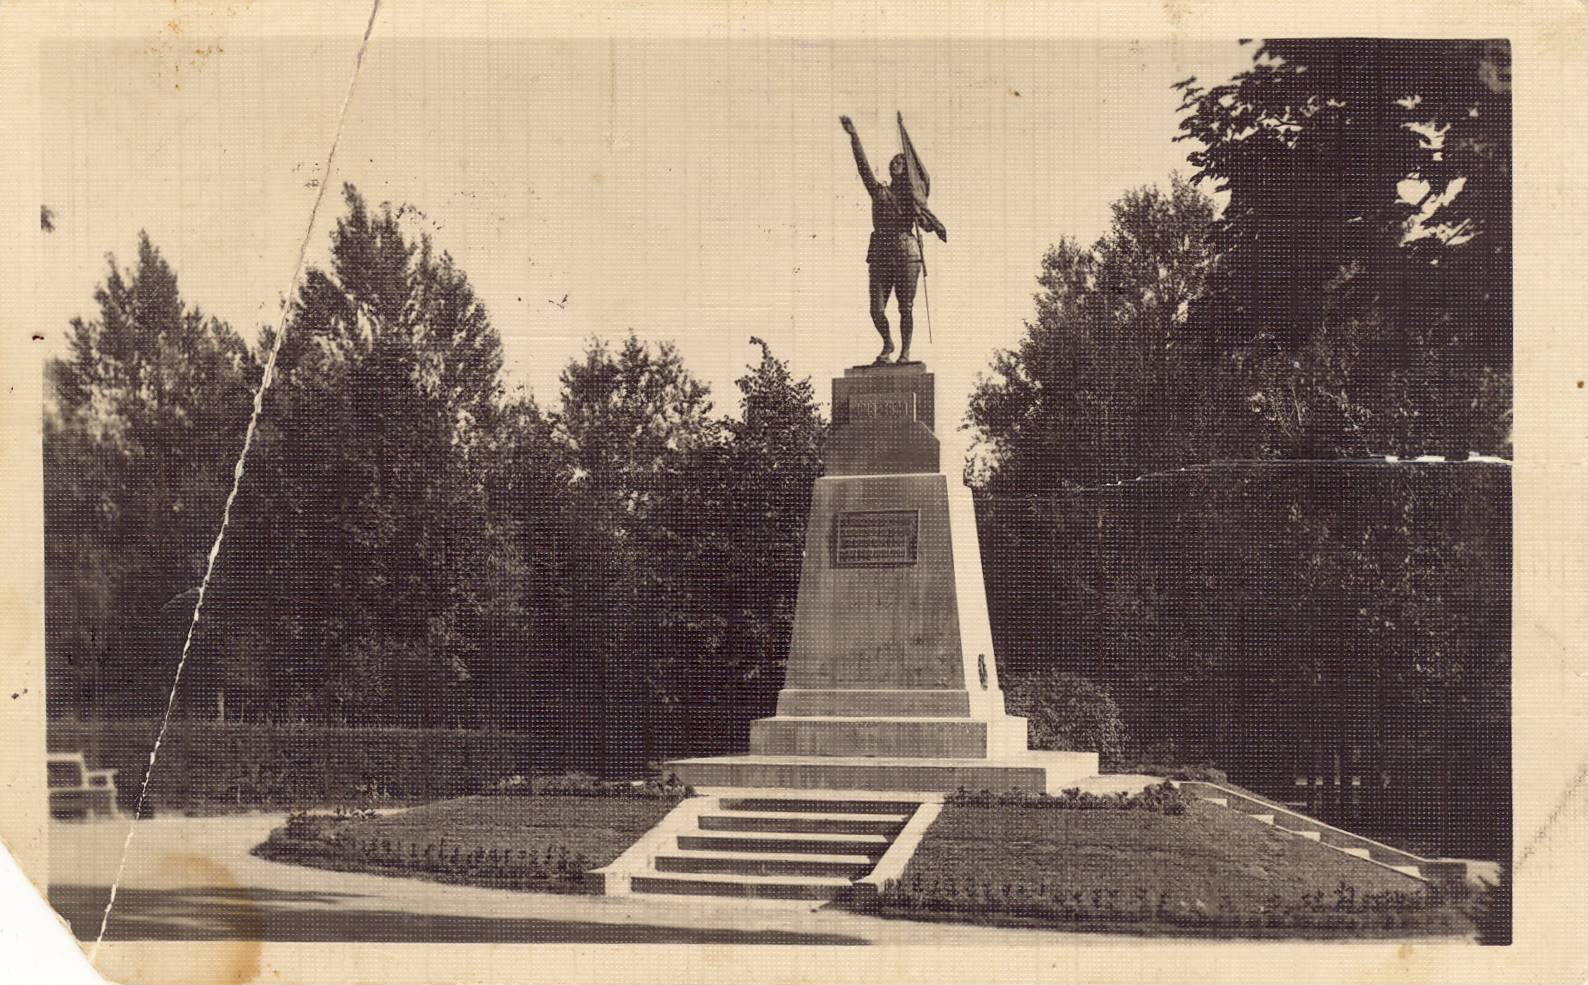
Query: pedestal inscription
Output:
[[849, 392, 917, 421], [834, 510, 919, 567]]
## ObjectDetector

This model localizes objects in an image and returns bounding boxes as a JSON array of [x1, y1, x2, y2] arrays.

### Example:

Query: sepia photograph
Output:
[[0, 3, 1583, 984]]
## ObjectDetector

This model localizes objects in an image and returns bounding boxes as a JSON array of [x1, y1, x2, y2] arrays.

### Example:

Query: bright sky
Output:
[[37, 35, 1252, 464]]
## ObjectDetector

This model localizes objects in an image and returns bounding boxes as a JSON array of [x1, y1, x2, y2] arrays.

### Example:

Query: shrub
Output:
[[875, 875, 1440, 932], [1468, 861, 1512, 945], [1121, 762, 1230, 784], [945, 780, 1190, 814], [1004, 671, 1126, 766], [482, 771, 693, 801]]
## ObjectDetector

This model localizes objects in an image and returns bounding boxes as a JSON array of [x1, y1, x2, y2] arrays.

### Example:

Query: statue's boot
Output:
[[896, 345, 911, 363], [874, 340, 895, 365]]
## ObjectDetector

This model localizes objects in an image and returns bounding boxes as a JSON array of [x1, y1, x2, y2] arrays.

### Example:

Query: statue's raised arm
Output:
[[840, 116, 879, 195]]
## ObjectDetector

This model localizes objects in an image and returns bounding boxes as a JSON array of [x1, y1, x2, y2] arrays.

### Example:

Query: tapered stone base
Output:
[[659, 364, 1102, 799], [665, 751, 1099, 795]]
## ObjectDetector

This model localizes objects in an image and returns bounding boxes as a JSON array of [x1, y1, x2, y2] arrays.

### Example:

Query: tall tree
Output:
[[648, 338, 827, 756], [45, 233, 257, 720], [549, 334, 715, 774], [219, 184, 519, 727], [967, 178, 1237, 683], [1176, 39, 1511, 455], [968, 176, 1233, 491]]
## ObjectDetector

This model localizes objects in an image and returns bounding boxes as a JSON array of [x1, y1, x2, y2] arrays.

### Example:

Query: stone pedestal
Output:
[[666, 363, 1097, 793]]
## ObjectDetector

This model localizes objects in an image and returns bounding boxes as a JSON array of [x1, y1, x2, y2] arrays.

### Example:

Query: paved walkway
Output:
[[46, 813, 1130, 945]]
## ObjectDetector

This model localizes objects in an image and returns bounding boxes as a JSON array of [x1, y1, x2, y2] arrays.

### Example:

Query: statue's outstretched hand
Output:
[[935, 226, 948, 243], [839, 115, 855, 133]]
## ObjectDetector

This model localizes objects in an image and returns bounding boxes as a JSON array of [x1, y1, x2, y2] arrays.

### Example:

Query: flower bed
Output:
[[876, 874, 1457, 935], [253, 790, 685, 894], [850, 800, 1472, 938]]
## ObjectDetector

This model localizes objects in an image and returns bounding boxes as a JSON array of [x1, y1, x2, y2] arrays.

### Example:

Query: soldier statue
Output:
[[841, 115, 947, 365]]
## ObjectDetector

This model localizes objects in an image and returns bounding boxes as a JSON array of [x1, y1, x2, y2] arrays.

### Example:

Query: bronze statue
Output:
[[841, 114, 947, 365]]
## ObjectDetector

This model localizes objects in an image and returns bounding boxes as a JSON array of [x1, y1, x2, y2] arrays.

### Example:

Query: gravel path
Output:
[[46, 813, 1130, 945]]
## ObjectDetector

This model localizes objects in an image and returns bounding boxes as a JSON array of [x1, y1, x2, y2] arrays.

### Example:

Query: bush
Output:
[[482, 771, 693, 801], [874, 875, 1448, 933], [1121, 762, 1230, 784], [946, 780, 1190, 814], [1468, 861, 1512, 945], [1004, 671, 1127, 766]]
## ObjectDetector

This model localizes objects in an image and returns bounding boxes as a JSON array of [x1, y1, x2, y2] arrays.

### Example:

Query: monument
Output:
[[664, 117, 1098, 793]]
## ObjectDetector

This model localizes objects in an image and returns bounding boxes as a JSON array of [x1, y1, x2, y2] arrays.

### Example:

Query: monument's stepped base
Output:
[[748, 715, 1031, 759], [775, 688, 1000, 718], [666, 751, 1098, 795], [625, 361, 1102, 901], [658, 362, 1101, 803], [597, 791, 938, 902]]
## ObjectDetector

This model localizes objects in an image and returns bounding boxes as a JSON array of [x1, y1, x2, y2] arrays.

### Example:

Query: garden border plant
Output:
[[252, 773, 695, 894], [945, 779, 1191, 814], [867, 874, 1466, 939]]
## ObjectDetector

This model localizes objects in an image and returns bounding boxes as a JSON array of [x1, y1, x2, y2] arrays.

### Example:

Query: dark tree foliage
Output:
[[44, 234, 257, 719], [1175, 39, 1510, 359], [541, 333, 716, 775], [970, 39, 1511, 855], [1176, 39, 1511, 456], [646, 338, 827, 757], [44, 203, 826, 777], [969, 175, 1237, 493], [208, 185, 521, 728], [515, 334, 825, 773]]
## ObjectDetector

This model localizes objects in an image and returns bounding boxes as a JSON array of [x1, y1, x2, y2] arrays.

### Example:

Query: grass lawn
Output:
[[869, 801, 1472, 938], [253, 794, 680, 894]]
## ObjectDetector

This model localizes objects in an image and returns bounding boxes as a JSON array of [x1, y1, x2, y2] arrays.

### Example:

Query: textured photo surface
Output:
[[3, 6, 1582, 983]]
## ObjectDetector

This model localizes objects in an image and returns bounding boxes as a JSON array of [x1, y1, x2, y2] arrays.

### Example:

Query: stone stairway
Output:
[[597, 792, 934, 902], [1177, 781, 1468, 886]]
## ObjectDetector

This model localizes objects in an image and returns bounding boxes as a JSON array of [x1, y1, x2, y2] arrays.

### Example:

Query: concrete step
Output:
[[1270, 814, 1323, 836], [1179, 781, 1436, 885], [631, 871, 853, 901], [749, 716, 1030, 759], [775, 688, 985, 718], [1180, 781, 1436, 867], [718, 796, 923, 816], [654, 850, 876, 879], [1316, 829, 1422, 867], [677, 830, 890, 858], [666, 752, 1099, 794], [698, 810, 908, 836]]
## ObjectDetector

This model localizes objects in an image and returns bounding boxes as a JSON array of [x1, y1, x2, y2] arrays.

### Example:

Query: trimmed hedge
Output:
[[48, 720, 534, 809]]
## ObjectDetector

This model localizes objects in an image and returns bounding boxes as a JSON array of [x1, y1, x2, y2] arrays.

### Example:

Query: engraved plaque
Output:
[[849, 392, 916, 421], [834, 509, 919, 566]]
